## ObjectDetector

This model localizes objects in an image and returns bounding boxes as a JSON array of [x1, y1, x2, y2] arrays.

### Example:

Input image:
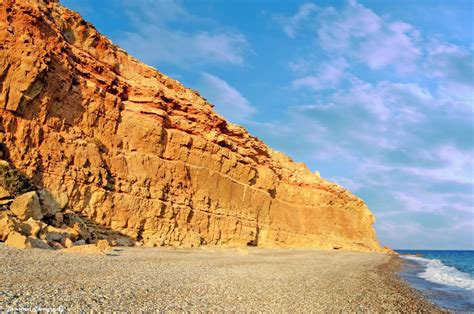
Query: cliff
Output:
[[0, 0, 383, 251]]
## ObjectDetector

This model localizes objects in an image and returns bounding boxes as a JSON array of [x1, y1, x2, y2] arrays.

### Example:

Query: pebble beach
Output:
[[0, 245, 444, 312]]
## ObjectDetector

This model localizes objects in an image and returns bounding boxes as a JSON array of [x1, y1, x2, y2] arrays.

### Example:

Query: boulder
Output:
[[39, 225, 80, 242], [19, 218, 43, 237], [5, 231, 27, 249], [0, 212, 11, 241], [10, 191, 43, 220], [38, 189, 63, 217], [0, 212, 20, 241], [26, 236, 52, 250]]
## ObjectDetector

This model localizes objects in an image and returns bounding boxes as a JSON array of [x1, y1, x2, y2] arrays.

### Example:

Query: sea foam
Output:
[[403, 256, 474, 291]]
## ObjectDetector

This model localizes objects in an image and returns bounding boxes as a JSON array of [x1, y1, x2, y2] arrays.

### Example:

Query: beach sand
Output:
[[0, 245, 444, 312]]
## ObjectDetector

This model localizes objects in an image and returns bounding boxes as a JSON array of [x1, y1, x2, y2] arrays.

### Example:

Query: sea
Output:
[[397, 250, 474, 312]]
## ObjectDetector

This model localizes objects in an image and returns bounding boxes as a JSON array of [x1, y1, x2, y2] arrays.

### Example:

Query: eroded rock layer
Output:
[[0, 0, 383, 251]]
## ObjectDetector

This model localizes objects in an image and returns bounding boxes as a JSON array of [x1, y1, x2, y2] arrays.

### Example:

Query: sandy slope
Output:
[[0, 245, 443, 312]]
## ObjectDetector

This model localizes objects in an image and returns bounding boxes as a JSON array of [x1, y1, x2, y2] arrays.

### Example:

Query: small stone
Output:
[[49, 241, 64, 250], [26, 236, 51, 249], [10, 191, 43, 220], [96, 239, 111, 252], [54, 212, 64, 226], [5, 231, 27, 249], [61, 237, 73, 248], [74, 239, 86, 246]]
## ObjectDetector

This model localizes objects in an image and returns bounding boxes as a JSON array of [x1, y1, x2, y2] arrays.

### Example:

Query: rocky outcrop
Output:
[[0, 0, 384, 251]]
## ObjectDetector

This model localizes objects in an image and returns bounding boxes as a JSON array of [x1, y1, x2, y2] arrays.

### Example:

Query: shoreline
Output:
[[377, 255, 447, 313], [0, 245, 445, 312], [398, 252, 474, 312]]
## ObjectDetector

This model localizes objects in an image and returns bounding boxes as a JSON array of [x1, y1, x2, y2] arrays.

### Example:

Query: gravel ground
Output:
[[0, 244, 444, 312]]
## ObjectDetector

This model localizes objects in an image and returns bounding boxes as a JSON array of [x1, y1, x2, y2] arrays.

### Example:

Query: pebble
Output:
[[0, 245, 445, 312]]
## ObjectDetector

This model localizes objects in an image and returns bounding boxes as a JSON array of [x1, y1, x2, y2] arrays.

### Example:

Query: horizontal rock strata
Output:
[[0, 0, 383, 251]]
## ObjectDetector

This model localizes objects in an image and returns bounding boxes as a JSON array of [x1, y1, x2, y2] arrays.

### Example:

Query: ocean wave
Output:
[[403, 256, 474, 291]]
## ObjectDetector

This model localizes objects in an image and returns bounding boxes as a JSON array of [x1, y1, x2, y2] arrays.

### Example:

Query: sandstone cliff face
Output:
[[0, 0, 383, 251]]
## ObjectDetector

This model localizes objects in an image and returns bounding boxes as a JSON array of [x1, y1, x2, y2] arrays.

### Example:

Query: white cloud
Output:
[[333, 80, 429, 125], [427, 40, 474, 84], [251, 78, 434, 166], [288, 59, 312, 75], [280, 1, 421, 73], [194, 32, 248, 64], [283, 80, 433, 164], [317, 1, 382, 51], [400, 146, 474, 185], [427, 40, 474, 105], [358, 22, 421, 72], [197, 73, 256, 123], [276, 3, 318, 38], [127, 0, 193, 26], [292, 58, 348, 90], [119, 0, 250, 67]]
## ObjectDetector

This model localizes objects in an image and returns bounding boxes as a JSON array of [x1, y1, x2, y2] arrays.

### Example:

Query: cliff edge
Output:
[[0, 0, 384, 251]]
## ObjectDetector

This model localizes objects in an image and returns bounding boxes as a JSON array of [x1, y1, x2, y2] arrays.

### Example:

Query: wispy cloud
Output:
[[427, 40, 474, 105], [279, 1, 421, 73], [275, 3, 317, 38], [427, 40, 474, 86], [119, 0, 250, 67], [292, 58, 348, 91], [197, 73, 256, 123]]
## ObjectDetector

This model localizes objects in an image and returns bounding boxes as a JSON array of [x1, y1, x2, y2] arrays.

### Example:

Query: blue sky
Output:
[[62, 0, 474, 249]]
